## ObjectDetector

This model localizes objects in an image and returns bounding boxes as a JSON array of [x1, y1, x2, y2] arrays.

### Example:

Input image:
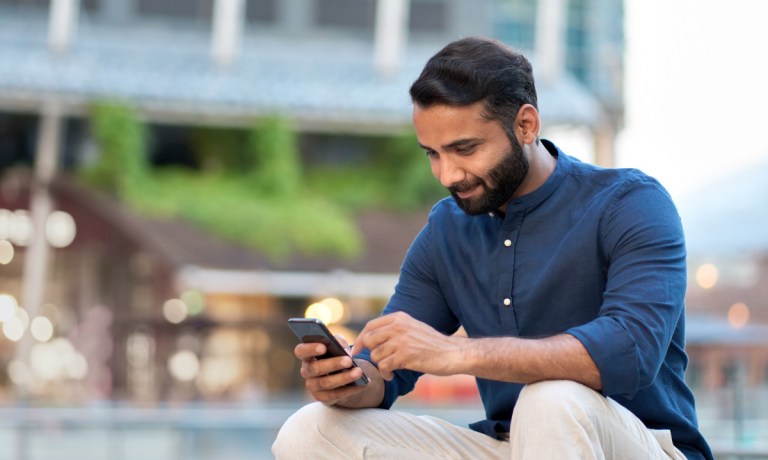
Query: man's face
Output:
[[413, 102, 529, 215]]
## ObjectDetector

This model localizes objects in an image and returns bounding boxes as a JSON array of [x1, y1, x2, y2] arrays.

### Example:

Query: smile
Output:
[[455, 185, 480, 199]]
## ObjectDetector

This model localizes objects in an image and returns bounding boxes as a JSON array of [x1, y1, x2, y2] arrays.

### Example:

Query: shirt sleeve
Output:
[[354, 205, 461, 409], [566, 177, 687, 399]]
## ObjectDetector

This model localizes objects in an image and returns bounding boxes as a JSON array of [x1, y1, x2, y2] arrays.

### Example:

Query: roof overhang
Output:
[[175, 266, 399, 298], [0, 16, 606, 133]]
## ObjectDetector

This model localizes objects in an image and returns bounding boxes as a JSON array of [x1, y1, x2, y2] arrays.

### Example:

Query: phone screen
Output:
[[288, 318, 369, 386]]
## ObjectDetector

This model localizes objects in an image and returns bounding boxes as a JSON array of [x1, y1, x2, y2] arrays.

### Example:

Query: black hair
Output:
[[409, 37, 537, 141]]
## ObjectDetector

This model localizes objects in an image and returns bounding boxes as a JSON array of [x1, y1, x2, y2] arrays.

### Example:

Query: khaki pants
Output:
[[272, 380, 686, 459]]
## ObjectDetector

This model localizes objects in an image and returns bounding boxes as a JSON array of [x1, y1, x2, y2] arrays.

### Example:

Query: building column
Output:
[[534, 0, 567, 85], [15, 100, 63, 397], [49, 0, 80, 55], [211, 0, 246, 70], [374, 0, 410, 77]]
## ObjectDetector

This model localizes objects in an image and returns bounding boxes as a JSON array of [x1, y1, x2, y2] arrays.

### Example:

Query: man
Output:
[[272, 37, 712, 459]]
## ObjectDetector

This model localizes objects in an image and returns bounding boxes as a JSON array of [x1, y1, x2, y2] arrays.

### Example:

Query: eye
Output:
[[455, 144, 477, 155], [424, 149, 438, 159]]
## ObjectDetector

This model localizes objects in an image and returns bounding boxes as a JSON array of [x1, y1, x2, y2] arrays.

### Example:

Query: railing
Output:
[[0, 403, 766, 460]]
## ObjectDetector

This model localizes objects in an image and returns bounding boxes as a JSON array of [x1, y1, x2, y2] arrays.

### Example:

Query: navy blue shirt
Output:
[[357, 141, 712, 460]]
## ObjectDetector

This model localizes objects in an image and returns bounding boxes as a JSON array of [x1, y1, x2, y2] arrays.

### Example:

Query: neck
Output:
[[512, 140, 556, 199]]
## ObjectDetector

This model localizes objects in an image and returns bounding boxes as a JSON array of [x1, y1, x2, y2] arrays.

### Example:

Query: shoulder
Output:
[[563, 156, 673, 206]]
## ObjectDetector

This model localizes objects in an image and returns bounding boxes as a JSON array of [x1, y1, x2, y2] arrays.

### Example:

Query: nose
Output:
[[435, 155, 465, 189]]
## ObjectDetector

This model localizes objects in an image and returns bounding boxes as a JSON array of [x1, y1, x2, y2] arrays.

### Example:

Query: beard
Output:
[[449, 136, 529, 215]]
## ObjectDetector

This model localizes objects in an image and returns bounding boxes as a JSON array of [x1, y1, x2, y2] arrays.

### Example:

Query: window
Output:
[[137, 0, 213, 21], [246, 0, 277, 24], [315, 0, 375, 29], [491, 0, 537, 51], [410, 0, 447, 34]]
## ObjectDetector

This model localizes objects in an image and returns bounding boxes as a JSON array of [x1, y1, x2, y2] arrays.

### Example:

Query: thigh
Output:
[[274, 402, 508, 460]]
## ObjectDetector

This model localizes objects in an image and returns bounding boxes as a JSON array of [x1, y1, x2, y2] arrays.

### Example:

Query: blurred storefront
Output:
[[0, 171, 427, 403]]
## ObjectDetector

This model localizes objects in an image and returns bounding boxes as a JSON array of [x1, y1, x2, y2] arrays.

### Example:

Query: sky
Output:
[[617, 0, 768, 201]]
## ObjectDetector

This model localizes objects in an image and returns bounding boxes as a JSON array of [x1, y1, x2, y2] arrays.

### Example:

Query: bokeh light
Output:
[[180, 290, 206, 316], [29, 338, 84, 381], [168, 350, 200, 382], [0, 239, 13, 264], [7, 360, 30, 386], [0, 294, 17, 322], [9, 210, 32, 246], [30, 316, 54, 342], [695, 263, 719, 289], [45, 210, 77, 248], [163, 298, 188, 324], [727, 302, 750, 329], [304, 297, 345, 325], [3, 317, 25, 341], [126, 331, 154, 367], [66, 353, 89, 380], [0, 209, 12, 239], [14, 307, 30, 330]]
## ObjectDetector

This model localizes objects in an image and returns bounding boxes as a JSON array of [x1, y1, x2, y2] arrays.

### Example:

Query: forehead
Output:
[[412, 102, 503, 146]]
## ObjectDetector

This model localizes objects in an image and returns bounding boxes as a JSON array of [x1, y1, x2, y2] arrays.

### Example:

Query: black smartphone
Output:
[[288, 317, 369, 386]]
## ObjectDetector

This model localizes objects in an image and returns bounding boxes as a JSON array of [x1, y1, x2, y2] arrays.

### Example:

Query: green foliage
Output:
[[82, 102, 362, 260], [374, 129, 447, 210], [247, 116, 302, 196], [81, 101, 447, 261], [305, 129, 447, 212], [81, 101, 148, 195], [130, 170, 361, 259], [189, 127, 249, 173]]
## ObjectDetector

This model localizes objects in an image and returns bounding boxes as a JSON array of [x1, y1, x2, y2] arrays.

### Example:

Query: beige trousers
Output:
[[272, 380, 687, 460]]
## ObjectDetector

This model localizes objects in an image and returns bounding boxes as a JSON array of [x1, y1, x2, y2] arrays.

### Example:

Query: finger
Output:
[[350, 315, 397, 355], [303, 355, 354, 378], [377, 366, 394, 381], [351, 323, 391, 356], [295, 342, 327, 360], [306, 366, 366, 393], [311, 379, 368, 405]]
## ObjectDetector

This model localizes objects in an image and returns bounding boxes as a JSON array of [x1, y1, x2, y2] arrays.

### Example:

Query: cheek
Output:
[[429, 159, 440, 181]]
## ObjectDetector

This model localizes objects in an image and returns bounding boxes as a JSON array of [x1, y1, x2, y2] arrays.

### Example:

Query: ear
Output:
[[514, 104, 540, 145]]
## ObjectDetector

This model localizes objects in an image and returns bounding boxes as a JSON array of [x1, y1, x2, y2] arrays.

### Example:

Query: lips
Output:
[[455, 185, 479, 199]]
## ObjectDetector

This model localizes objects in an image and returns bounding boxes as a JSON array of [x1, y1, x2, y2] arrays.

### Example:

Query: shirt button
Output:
[[504, 239, 512, 247], [503, 298, 511, 306]]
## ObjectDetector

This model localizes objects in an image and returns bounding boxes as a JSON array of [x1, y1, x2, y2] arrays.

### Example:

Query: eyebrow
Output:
[[419, 138, 484, 152]]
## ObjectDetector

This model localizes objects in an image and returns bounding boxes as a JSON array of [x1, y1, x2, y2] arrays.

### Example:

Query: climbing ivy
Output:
[[82, 101, 362, 260]]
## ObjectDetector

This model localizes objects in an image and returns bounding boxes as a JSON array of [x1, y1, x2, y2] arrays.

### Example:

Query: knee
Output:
[[514, 380, 603, 423], [272, 402, 337, 458]]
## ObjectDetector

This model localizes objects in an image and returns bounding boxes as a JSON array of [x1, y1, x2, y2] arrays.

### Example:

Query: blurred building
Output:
[[679, 160, 768, 409], [0, 0, 626, 403]]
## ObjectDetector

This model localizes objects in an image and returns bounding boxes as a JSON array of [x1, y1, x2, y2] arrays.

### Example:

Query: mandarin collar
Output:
[[501, 139, 570, 214]]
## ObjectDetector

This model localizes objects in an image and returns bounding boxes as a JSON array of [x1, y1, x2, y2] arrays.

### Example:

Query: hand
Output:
[[295, 335, 369, 405], [351, 312, 460, 380]]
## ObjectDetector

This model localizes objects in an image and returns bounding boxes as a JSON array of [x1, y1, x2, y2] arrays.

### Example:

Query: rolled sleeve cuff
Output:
[[353, 350, 400, 409], [567, 318, 639, 399]]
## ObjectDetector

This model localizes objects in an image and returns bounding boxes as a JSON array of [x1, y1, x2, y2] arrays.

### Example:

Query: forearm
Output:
[[457, 334, 602, 390], [334, 359, 386, 409]]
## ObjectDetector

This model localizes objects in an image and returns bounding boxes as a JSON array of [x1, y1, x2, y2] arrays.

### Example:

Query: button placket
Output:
[[496, 212, 522, 334]]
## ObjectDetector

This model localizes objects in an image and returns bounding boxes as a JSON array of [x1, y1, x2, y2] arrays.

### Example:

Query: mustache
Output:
[[448, 178, 484, 195]]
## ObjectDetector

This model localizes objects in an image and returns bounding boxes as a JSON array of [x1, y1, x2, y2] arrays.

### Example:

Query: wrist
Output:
[[441, 334, 473, 375]]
